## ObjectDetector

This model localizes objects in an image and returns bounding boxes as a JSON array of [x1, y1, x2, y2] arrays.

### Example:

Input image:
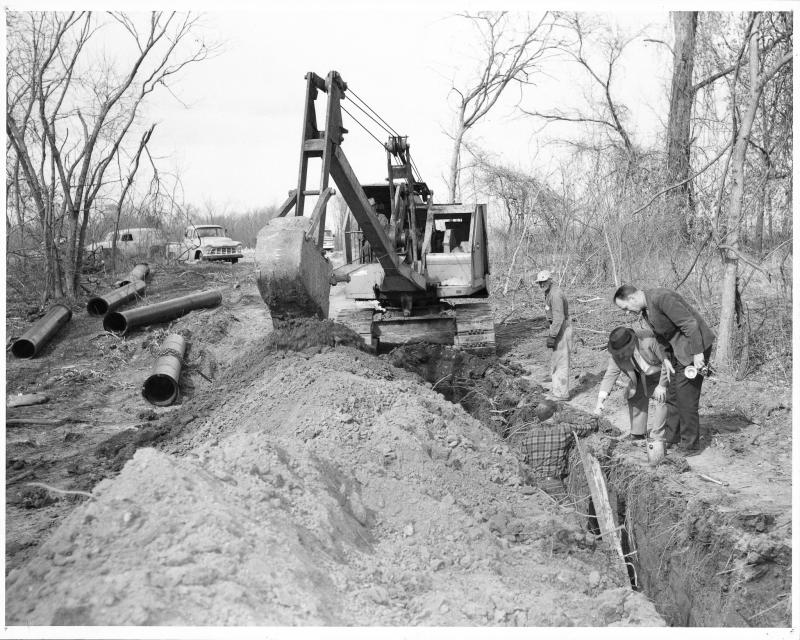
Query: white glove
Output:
[[594, 392, 607, 415], [653, 385, 666, 404]]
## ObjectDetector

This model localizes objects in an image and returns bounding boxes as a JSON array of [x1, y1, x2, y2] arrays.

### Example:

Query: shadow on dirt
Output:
[[494, 317, 548, 356]]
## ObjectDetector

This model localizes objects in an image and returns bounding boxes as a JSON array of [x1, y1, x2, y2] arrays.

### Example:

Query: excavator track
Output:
[[335, 306, 377, 352], [453, 301, 496, 356]]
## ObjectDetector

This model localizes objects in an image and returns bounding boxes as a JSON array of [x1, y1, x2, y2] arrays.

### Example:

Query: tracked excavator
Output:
[[255, 70, 495, 355]]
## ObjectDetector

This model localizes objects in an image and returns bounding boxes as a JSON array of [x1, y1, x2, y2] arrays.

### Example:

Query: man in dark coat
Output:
[[613, 285, 715, 455]]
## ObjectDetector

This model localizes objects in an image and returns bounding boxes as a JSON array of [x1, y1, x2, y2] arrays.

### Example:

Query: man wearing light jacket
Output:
[[594, 326, 674, 442], [536, 270, 573, 401], [613, 285, 715, 455]]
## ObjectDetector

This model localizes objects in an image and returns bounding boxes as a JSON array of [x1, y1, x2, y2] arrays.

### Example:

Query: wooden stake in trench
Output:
[[573, 433, 631, 587]]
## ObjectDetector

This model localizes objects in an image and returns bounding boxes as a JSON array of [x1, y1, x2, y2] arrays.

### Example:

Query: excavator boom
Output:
[[255, 70, 495, 354]]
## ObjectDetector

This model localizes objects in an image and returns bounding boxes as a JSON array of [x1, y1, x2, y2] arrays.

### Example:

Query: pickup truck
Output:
[[169, 225, 244, 263]]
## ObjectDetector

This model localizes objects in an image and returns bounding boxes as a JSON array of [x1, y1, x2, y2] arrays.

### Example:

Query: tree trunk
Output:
[[448, 109, 466, 203], [715, 14, 762, 375], [665, 11, 698, 238]]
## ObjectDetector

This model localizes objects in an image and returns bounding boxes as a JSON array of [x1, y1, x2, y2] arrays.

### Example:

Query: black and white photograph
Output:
[[3, 4, 795, 633]]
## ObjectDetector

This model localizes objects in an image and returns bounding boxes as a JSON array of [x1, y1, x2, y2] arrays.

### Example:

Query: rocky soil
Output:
[[4, 256, 791, 627]]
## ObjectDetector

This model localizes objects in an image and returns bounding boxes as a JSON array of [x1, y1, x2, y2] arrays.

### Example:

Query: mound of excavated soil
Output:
[[6, 330, 664, 626]]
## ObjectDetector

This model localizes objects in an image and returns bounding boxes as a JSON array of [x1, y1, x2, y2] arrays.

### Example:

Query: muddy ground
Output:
[[4, 255, 792, 626]]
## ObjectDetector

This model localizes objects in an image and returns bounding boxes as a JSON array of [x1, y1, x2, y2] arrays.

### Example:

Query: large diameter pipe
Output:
[[11, 304, 72, 359], [142, 333, 186, 406], [114, 263, 150, 288], [103, 289, 222, 336], [87, 280, 147, 316]]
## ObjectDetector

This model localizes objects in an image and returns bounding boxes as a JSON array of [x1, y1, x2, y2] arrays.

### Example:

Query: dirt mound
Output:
[[268, 317, 366, 352], [6, 337, 664, 626]]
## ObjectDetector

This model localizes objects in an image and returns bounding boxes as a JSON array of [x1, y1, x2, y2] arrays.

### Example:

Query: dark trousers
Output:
[[664, 346, 713, 448]]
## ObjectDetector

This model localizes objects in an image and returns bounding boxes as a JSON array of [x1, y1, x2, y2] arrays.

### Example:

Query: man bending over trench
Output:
[[518, 400, 599, 500]]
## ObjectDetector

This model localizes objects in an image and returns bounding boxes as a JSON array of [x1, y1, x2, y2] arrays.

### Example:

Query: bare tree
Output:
[[446, 11, 557, 202], [715, 11, 792, 374], [665, 12, 698, 236], [522, 12, 638, 157], [6, 11, 216, 300]]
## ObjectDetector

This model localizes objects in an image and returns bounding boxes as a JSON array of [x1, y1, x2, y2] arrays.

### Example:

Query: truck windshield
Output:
[[196, 227, 223, 238]]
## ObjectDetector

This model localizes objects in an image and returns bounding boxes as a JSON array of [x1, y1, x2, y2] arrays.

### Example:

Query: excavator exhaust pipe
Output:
[[11, 304, 72, 359], [255, 216, 331, 324], [87, 280, 147, 316], [142, 333, 186, 406], [103, 289, 222, 336]]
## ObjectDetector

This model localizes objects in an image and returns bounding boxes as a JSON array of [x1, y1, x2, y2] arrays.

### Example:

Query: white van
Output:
[[86, 227, 168, 262]]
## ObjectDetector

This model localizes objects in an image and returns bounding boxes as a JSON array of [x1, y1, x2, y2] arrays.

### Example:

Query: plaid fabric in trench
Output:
[[519, 411, 598, 479]]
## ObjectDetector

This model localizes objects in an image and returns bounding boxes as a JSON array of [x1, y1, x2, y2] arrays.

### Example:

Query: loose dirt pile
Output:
[[6, 325, 664, 625]]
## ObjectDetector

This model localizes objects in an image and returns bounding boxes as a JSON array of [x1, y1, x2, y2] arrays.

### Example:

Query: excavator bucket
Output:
[[255, 216, 332, 324]]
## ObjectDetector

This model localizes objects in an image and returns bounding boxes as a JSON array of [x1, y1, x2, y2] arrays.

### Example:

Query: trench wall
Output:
[[566, 439, 791, 627]]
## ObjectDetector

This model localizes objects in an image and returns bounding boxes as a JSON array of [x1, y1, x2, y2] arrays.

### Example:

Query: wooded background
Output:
[[6, 11, 793, 380]]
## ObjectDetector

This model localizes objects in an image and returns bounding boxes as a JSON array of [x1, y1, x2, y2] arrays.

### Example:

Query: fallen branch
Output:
[[25, 482, 94, 500], [697, 472, 728, 486]]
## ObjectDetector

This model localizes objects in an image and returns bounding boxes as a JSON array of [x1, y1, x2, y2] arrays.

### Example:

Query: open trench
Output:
[[387, 341, 792, 628]]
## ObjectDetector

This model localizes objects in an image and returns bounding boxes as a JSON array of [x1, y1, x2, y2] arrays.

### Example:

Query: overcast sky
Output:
[[125, 8, 674, 213]]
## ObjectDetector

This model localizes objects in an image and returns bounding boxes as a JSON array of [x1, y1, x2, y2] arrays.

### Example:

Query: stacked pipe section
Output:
[[11, 304, 72, 359], [103, 289, 222, 336], [142, 334, 186, 406], [87, 264, 150, 316]]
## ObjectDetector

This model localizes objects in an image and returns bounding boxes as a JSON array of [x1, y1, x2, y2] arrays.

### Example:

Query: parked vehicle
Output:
[[86, 227, 167, 264], [169, 225, 243, 263]]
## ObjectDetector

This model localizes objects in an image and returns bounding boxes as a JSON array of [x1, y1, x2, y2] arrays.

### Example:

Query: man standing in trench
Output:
[[536, 270, 573, 401], [519, 400, 599, 500], [613, 285, 715, 456]]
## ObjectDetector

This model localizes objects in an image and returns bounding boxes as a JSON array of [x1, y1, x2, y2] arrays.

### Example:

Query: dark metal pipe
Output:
[[103, 289, 222, 336], [11, 304, 72, 359], [114, 263, 150, 288], [87, 280, 147, 316], [142, 333, 186, 406]]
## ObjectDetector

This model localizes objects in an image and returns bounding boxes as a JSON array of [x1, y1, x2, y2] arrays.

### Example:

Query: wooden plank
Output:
[[7, 418, 64, 427], [7, 393, 49, 409], [574, 434, 631, 586]]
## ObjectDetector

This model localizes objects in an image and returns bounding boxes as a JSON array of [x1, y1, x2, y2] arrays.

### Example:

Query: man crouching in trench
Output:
[[518, 400, 604, 501]]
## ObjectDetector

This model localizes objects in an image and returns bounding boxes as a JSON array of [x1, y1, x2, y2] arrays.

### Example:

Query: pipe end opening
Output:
[[103, 312, 128, 335], [142, 374, 178, 406], [87, 298, 109, 316], [11, 339, 36, 359]]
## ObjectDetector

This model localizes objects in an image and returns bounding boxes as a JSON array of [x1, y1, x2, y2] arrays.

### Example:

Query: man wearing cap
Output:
[[613, 285, 715, 455], [594, 326, 674, 443], [517, 400, 599, 499], [535, 270, 573, 400]]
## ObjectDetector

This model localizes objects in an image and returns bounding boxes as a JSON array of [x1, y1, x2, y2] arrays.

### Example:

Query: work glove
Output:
[[593, 392, 607, 416], [653, 384, 666, 404], [692, 352, 706, 369], [546, 336, 556, 350]]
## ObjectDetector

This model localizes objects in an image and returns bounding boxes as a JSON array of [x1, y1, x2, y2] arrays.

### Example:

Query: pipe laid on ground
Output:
[[103, 289, 222, 336], [142, 333, 186, 406], [11, 304, 72, 359], [114, 263, 150, 288], [87, 279, 147, 316]]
